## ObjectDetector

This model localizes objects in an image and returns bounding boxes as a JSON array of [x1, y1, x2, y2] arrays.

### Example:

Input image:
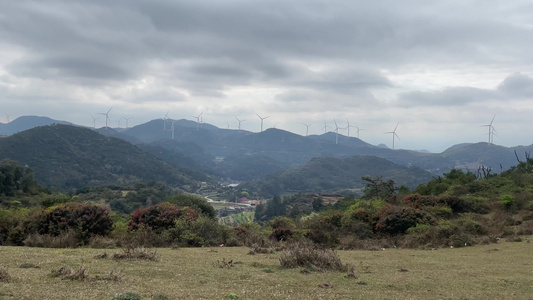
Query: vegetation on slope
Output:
[[0, 124, 210, 191]]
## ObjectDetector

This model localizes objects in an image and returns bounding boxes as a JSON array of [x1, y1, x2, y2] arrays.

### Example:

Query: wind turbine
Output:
[[355, 124, 365, 139], [122, 117, 132, 129], [333, 119, 340, 144], [323, 121, 330, 134], [170, 120, 177, 140], [303, 123, 312, 136], [91, 115, 99, 128], [256, 114, 270, 132], [482, 115, 496, 145], [235, 117, 246, 131], [193, 112, 203, 131], [385, 123, 400, 149], [4, 113, 12, 124], [345, 119, 355, 137], [98, 107, 113, 129]]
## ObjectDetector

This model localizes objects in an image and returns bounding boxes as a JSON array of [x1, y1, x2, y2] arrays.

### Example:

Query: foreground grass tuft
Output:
[[0, 267, 11, 282], [279, 241, 350, 272], [112, 292, 141, 300], [113, 246, 158, 261]]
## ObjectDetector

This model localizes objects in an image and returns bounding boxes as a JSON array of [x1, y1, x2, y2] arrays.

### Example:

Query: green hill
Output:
[[239, 155, 434, 198], [0, 124, 209, 191]]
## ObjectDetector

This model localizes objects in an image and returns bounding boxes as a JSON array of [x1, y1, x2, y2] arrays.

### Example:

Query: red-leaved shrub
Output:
[[128, 202, 199, 232]]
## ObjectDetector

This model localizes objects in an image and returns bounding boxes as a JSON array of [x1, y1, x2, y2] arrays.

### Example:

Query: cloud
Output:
[[398, 73, 533, 107], [497, 72, 533, 97]]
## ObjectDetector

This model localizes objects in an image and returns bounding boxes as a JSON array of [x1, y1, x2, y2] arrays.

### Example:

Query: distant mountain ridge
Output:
[[2, 116, 533, 186], [0, 116, 72, 136]]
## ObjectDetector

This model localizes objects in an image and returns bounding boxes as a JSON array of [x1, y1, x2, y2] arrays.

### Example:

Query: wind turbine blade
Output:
[[107, 107, 113, 114], [394, 122, 399, 132]]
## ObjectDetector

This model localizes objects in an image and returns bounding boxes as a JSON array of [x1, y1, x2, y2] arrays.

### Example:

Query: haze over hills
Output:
[[1, 116, 532, 194]]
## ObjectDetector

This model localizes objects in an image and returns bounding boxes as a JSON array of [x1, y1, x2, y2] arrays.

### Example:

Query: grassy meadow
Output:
[[1, 239, 532, 300]]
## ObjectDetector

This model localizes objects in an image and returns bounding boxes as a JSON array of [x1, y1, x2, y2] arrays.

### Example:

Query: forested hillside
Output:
[[0, 124, 210, 191]]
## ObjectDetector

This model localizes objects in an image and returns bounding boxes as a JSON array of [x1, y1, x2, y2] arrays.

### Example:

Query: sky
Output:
[[1, 0, 533, 153]]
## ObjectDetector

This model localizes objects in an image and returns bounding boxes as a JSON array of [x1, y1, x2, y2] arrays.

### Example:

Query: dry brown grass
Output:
[[0, 238, 532, 299], [279, 240, 350, 272], [112, 246, 158, 261]]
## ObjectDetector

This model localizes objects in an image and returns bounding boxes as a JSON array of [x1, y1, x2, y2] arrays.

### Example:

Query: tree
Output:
[[167, 194, 217, 219], [362, 176, 397, 201], [0, 159, 39, 197], [312, 197, 324, 211], [265, 195, 285, 220]]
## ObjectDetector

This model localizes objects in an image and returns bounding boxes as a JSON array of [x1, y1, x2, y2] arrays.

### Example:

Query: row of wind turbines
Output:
[[87, 108, 498, 150]]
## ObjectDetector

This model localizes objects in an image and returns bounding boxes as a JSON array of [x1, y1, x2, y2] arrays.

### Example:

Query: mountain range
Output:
[[1, 116, 532, 196]]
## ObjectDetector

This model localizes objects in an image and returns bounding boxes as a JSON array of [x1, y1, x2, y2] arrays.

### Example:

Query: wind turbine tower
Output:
[[122, 117, 132, 129], [98, 107, 113, 129], [333, 119, 340, 144], [163, 112, 169, 130], [4, 113, 12, 124], [91, 115, 99, 128], [385, 123, 400, 149], [355, 124, 364, 139], [170, 120, 177, 140], [322, 121, 330, 134], [303, 123, 312, 136], [345, 119, 355, 137], [256, 114, 270, 132], [235, 117, 246, 132], [193, 112, 203, 131], [482, 115, 497, 145]]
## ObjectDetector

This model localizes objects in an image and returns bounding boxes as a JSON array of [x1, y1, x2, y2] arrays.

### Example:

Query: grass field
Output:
[[0, 239, 532, 299]]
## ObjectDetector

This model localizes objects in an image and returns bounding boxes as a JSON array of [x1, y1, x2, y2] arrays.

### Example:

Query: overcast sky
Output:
[[1, 0, 533, 152]]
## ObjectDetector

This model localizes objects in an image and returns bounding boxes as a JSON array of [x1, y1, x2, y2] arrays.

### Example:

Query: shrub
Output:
[[375, 205, 436, 235], [23, 230, 80, 248], [499, 194, 515, 211], [35, 203, 113, 244], [269, 216, 295, 229], [167, 194, 217, 219], [128, 202, 199, 233], [279, 240, 350, 272], [438, 196, 489, 214], [305, 211, 344, 246], [455, 215, 487, 235], [402, 193, 438, 208], [269, 227, 294, 241], [233, 222, 270, 247], [424, 205, 453, 219], [164, 216, 234, 247]]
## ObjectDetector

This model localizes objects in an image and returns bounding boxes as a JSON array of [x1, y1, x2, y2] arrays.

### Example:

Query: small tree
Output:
[[167, 194, 217, 219], [361, 176, 397, 201]]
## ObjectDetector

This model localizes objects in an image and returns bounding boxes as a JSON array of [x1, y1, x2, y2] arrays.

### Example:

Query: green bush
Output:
[[375, 205, 436, 235], [163, 216, 234, 247], [269, 227, 294, 241], [167, 194, 217, 219], [424, 205, 453, 219], [455, 215, 486, 235], [35, 203, 113, 244]]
